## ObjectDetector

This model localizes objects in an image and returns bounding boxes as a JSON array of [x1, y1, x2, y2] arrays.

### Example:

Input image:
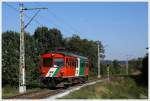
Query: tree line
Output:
[[2, 26, 148, 87], [101, 55, 148, 86], [2, 26, 104, 87]]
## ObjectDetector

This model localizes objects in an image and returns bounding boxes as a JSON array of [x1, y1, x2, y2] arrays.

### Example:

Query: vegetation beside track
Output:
[[2, 86, 42, 98], [59, 76, 148, 99], [2, 85, 18, 98]]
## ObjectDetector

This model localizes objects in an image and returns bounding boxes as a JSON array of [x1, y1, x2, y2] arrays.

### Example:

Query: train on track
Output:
[[40, 51, 89, 88]]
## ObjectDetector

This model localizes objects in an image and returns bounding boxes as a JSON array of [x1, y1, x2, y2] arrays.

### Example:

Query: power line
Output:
[[37, 12, 75, 36], [4, 2, 19, 12], [24, 10, 41, 29], [4, 2, 74, 36], [5, 2, 86, 37], [46, 9, 83, 35], [4, 2, 45, 27]]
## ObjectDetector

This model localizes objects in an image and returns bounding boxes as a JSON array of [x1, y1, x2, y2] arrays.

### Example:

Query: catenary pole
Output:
[[126, 55, 132, 76], [97, 41, 101, 78], [19, 3, 47, 93], [19, 3, 26, 93], [126, 57, 129, 75], [107, 64, 110, 81]]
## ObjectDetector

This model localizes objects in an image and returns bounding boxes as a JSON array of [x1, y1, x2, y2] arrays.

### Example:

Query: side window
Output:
[[81, 63, 83, 67], [70, 59, 72, 67], [85, 63, 87, 67], [71, 59, 73, 68], [86, 62, 88, 67], [74, 60, 76, 67], [68, 58, 69, 67], [66, 58, 68, 67], [82, 63, 84, 67], [73, 59, 75, 68], [73, 59, 75, 67], [69, 58, 71, 67], [83, 62, 85, 67], [67, 58, 69, 67]]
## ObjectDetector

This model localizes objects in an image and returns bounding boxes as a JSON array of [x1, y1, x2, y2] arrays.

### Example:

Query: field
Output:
[[59, 76, 148, 99]]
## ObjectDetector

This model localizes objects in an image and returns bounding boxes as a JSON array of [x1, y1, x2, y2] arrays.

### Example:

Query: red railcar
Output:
[[40, 51, 89, 88]]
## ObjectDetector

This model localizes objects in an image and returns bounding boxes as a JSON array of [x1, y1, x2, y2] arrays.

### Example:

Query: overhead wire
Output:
[[4, 2, 45, 27], [46, 9, 83, 35], [4, 2, 85, 37], [37, 12, 75, 36], [4, 2, 74, 35]]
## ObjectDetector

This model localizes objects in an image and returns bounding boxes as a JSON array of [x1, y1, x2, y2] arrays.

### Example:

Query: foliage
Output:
[[128, 58, 143, 73], [141, 54, 148, 86], [2, 85, 19, 98], [111, 60, 121, 74], [60, 77, 148, 99], [101, 57, 144, 76], [2, 31, 20, 86], [2, 85, 42, 98], [34, 27, 63, 54]]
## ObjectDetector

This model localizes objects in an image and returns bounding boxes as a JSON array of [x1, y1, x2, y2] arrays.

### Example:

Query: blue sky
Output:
[[2, 2, 148, 60]]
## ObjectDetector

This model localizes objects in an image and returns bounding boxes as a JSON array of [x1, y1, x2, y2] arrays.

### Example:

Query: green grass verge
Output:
[[2, 85, 19, 98], [59, 77, 148, 99], [2, 85, 42, 99]]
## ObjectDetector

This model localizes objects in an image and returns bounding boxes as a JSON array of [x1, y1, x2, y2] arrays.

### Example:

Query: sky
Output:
[[2, 2, 148, 60]]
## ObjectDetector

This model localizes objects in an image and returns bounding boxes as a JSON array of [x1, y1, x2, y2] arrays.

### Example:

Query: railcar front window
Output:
[[54, 58, 64, 67], [43, 58, 52, 67]]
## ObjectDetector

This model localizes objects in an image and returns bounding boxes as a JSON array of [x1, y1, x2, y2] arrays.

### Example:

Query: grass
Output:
[[2, 85, 19, 98], [59, 77, 148, 99], [2, 85, 42, 99]]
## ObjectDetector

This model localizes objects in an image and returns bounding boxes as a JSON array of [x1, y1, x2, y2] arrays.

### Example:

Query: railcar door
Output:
[[75, 58, 80, 76]]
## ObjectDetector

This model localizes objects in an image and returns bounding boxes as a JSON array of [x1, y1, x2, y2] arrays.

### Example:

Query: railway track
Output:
[[5, 78, 104, 99], [5, 88, 64, 99]]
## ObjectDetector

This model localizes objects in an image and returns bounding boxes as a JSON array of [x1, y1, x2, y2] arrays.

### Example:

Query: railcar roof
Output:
[[41, 51, 88, 60], [57, 51, 88, 60]]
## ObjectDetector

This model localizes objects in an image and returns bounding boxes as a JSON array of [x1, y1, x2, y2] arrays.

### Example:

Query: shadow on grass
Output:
[[129, 74, 148, 88]]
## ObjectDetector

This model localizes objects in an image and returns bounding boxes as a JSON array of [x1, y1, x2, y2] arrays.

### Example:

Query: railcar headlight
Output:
[[51, 54, 55, 57]]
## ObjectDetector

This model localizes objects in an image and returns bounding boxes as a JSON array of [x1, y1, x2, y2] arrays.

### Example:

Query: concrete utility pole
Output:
[[19, 3, 26, 93], [125, 55, 132, 76], [107, 64, 110, 81], [97, 41, 101, 78], [126, 58, 128, 75], [19, 3, 47, 93]]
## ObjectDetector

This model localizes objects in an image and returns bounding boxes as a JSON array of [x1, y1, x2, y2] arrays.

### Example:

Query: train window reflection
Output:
[[54, 58, 64, 67]]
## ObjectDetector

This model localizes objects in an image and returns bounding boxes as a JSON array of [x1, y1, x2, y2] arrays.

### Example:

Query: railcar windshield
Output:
[[43, 58, 53, 67], [53, 58, 64, 67]]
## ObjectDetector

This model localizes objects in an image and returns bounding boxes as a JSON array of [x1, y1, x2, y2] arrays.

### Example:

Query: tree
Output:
[[49, 28, 63, 48], [33, 27, 63, 54], [111, 60, 121, 74], [34, 26, 49, 54], [141, 53, 148, 85], [127, 58, 142, 74], [2, 31, 20, 86], [25, 33, 40, 86]]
